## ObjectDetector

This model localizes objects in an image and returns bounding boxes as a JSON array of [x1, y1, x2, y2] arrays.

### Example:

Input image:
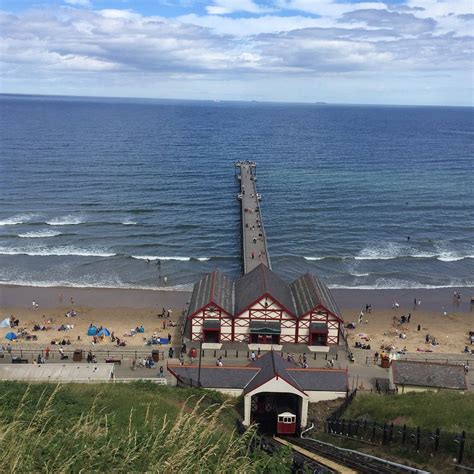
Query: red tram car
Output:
[[276, 411, 297, 435]]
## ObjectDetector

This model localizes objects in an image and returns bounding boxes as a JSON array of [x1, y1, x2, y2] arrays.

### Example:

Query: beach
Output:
[[1, 284, 472, 354]]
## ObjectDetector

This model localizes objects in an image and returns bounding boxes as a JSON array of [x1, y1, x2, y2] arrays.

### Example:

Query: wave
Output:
[[0, 279, 193, 292], [0, 246, 116, 258], [329, 277, 474, 290], [131, 255, 210, 262], [304, 254, 473, 262], [18, 230, 62, 238], [0, 214, 37, 226], [121, 220, 137, 225], [46, 215, 84, 226]]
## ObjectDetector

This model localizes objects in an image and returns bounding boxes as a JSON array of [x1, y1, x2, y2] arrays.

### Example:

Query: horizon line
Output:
[[1, 92, 472, 109]]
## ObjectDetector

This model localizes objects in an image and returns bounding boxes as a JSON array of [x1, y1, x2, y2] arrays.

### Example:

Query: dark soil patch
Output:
[[308, 398, 346, 432]]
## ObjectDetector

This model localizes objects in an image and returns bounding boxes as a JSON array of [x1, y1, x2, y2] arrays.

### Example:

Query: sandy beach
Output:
[[0, 285, 191, 350], [1, 284, 473, 354]]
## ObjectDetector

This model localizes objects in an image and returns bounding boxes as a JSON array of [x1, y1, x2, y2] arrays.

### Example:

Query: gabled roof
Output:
[[168, 352, 348, 394], [234, 264, 296, 316], [187, 270, 234, 317], [288, 369, 348, 391], [243, 351, 305, 395], [290, 273, 342, 320], [168, 365, 257, 389], [391, 360, 467, 390]]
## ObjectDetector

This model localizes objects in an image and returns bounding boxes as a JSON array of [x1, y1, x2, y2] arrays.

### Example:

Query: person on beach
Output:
[[70, 297, 74, 305], [251, 351, 256, 362], [163, 276, 168, 285], [167, 333, 172, 342]]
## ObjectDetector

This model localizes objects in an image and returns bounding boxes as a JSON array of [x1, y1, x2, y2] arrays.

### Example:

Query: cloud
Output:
[[0, 1, 472, 105], [206, 0, 274, 15], [64, 0, 92, 7], [341, 9, 437, 34]]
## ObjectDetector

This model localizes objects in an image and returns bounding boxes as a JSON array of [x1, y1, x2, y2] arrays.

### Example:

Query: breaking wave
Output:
[[46, 215, 84, 226], [0, 246, 116, 258], [18, 230, 62, 238], [131, 255, 210, 262], [0, 214, 37, 226]]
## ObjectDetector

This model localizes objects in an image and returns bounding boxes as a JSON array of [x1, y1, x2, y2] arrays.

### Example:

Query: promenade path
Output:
[[236, 161, 271, 273]]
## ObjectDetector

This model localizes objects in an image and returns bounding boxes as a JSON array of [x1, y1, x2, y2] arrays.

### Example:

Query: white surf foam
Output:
[[46, 215, 84, 226], [131, 255, 209, 262], [0, 246, 115, 258], [303, 256, 325, 261], [0, 278, 193, 292], [437, 253, 474, 262], [18, 230, 62, 238], [121, 220, 137, 225], [0, 214, 36, 226]]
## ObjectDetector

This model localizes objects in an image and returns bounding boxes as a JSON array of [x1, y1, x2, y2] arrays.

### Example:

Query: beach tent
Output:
[[87, 326, 98, 336], [5, 332, 17, 341], [97, 328, 110, 337], [0, 318, 10, 328]]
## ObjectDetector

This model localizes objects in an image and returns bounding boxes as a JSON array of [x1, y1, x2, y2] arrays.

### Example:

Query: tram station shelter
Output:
[[168, 351, 348, 430], [186, 264, 344, 346]]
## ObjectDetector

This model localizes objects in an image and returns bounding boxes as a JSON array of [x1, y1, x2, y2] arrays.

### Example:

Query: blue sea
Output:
[[0, 94, 473, 290]]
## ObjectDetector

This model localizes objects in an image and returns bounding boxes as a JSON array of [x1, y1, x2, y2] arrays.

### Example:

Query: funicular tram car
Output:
[[277, 409, 297, 435]]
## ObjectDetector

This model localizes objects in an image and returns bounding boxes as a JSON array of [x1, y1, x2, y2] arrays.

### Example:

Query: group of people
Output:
[[8, 315, 19, 327]]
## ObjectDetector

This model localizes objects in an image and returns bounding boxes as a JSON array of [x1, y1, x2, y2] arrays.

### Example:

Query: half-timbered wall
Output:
[[297, 308, 340, 345], [189, 304, 233, 342], [234, 296, 297, 343]]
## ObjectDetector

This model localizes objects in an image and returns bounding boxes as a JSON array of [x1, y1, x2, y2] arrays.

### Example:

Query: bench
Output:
[[106, 359, 121, 365], [12, 358, 29, 364]]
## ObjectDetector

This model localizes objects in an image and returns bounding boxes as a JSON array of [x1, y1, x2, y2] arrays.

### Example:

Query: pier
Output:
[[235, 161, 271, 274]]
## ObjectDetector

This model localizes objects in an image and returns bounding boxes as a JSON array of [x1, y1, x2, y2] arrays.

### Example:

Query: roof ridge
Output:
[[209, 270, 217, 302], [261, 264, 268, 293]]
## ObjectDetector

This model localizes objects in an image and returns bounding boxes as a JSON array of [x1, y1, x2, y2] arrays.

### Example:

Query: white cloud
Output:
[[64, 0, 92, 7], [0, 0, 472, 105], [206, 0, 274, 15]]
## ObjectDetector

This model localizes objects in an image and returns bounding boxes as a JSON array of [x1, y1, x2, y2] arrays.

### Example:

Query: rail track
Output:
[[259, 435, 336, 473], [290, 436, 430, 474]]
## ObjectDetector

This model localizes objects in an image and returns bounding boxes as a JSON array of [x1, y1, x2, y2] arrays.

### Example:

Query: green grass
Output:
[[344, 391, 474, 432], [0, 382, 291, 473]]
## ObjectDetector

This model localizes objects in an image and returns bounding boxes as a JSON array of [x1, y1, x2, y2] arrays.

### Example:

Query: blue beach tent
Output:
[[5, 332, 17, 341], [97, 328, 111, 337], [87, 325, 98, 336]]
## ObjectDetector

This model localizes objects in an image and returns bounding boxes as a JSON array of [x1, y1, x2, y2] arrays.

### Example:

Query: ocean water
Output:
[[0, 94, 473, 290]]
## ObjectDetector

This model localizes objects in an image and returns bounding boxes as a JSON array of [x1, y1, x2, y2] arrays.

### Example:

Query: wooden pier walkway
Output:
[[235, 161, 271, 274]]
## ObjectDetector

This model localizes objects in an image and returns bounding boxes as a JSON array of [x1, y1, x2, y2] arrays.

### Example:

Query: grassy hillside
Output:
[[0, 381, 290, 473], [344, 392, 474, 432]]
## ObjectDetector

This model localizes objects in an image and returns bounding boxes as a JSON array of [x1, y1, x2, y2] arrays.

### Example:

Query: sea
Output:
[[0, 94, 473, 291]]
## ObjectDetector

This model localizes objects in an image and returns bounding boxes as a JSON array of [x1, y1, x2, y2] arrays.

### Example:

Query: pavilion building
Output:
[[186, 264, 344, 346]]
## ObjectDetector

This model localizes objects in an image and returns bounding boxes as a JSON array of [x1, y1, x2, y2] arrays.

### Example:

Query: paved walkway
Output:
[[237, 161, 270, 273]]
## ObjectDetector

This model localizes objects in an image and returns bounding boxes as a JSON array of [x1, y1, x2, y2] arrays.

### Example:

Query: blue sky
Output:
[[1, 0, 473, 105]]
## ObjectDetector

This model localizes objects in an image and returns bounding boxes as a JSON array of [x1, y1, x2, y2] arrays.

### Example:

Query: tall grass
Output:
[[0, 383, 290, 473], [344, 391, 474, 432]]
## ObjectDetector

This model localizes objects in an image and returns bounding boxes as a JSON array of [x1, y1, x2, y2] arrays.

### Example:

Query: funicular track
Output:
[[259, 436, 336, 474], [288, 436, 430, 474]]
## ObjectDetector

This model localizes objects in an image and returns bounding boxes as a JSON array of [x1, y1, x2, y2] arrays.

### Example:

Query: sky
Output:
[[0, 0, 473, 105]]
